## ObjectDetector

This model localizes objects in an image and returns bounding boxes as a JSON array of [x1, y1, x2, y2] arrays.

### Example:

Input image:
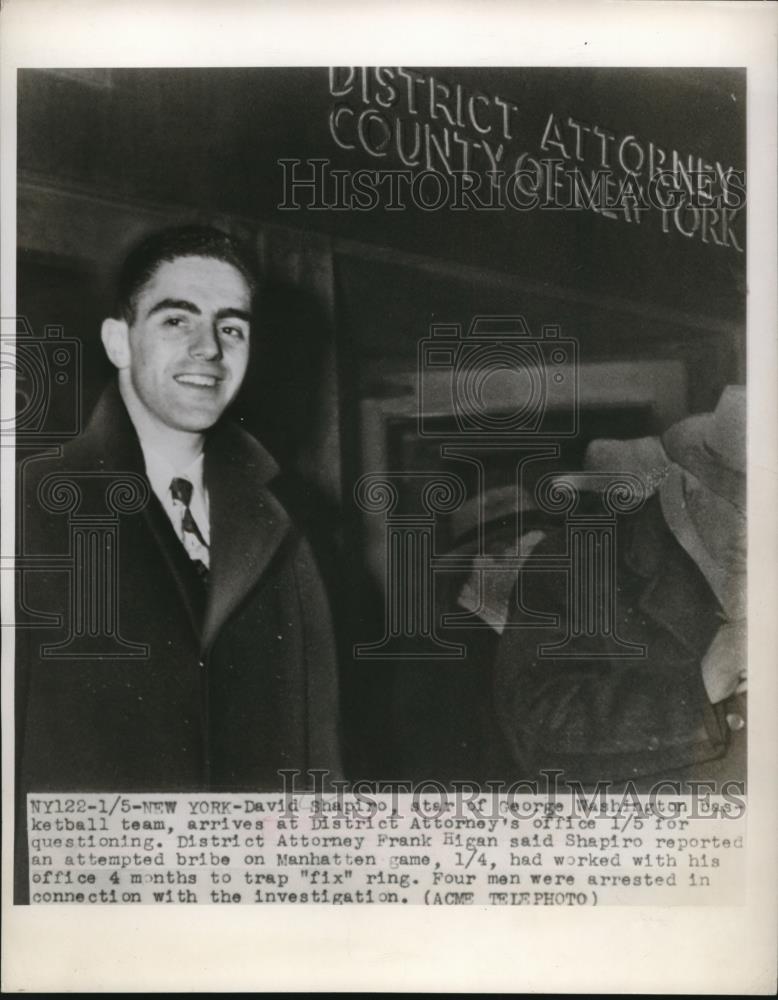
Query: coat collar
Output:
[[201, 418, 290, 653], [78, 381, 290, 652], [624, 495, 723, 656]]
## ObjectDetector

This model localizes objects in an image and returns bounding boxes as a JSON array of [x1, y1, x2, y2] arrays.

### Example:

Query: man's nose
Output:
[[189, 323, 222, 362]]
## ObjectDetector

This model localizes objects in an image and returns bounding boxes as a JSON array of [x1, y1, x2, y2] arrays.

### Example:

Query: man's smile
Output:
[[173, 373, 223, 388]]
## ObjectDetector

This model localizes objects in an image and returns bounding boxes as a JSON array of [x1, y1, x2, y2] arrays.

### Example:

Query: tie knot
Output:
[[170, 476, 193, 507]]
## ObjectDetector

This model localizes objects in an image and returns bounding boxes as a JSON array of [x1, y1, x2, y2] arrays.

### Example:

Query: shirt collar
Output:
[[140, 444, 205, 502]]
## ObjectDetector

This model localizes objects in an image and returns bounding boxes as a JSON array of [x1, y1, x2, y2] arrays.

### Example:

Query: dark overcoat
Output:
[[15, 383, 341, 899]]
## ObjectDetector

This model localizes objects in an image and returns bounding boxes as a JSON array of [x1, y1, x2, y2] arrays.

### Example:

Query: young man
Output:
[[16, 226, 341, 899]]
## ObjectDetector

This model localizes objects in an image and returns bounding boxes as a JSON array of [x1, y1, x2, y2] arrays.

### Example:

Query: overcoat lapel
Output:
[[200, 422, 290, 653], [624, 498, 721, 657]]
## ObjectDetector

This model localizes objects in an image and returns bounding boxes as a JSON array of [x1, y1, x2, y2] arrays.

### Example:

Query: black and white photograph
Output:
[[2, 1, 776, 994]]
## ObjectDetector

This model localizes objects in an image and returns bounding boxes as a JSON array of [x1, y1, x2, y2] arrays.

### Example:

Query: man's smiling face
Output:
[[123, 255, 251, 433]]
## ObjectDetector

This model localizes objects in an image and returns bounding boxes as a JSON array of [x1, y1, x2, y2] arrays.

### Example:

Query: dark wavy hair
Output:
[[114, 224, 257, 323]]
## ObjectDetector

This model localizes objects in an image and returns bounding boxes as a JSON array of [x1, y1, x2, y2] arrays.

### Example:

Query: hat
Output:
[[582, 435, 672, 497], [581, 385, 746, 511], [580, 385, 746, 614], [661, 385, 745, 511], [448, 482, 536, 553]]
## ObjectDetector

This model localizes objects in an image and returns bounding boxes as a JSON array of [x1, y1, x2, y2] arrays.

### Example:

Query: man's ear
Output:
[[101, 317, 131, 370]]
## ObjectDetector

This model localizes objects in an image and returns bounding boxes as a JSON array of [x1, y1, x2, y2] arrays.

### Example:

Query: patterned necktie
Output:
[[169, 476, 209, 582]]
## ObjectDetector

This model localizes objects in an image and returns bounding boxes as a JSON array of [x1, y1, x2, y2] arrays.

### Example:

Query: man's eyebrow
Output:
[[214, 307, 252, 323], [146, 298, 201, 318]]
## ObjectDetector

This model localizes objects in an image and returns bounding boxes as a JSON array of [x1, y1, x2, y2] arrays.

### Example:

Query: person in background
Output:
[[488, 386, 746, 788]]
